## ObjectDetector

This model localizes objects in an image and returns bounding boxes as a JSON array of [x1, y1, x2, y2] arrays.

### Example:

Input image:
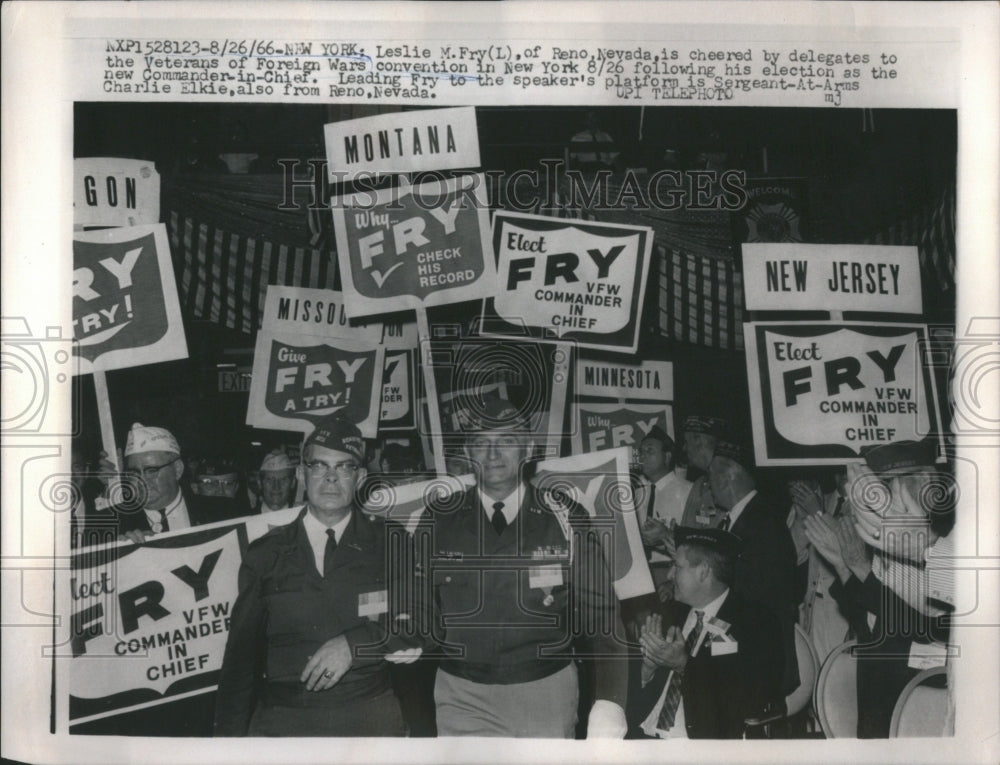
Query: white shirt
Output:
[[640, 471, 694, 564], [260, 500, 289, 513], [478, 485, 522, 526], [641, 588, 730, 739], [639, 471, 694, 527], [723, 489, 757, 530], [302, 508, 352, 577], [144, 492, 191, 534]]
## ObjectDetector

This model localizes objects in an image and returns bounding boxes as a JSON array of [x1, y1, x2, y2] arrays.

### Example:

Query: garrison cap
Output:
[[304, 415, 365, 462], [675, 526, 742, 559], [862, 439, 937, 474], [682, 415, 728, 439]]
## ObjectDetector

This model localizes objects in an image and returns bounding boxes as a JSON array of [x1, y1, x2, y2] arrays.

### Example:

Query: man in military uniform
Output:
[[422, 397, 629, 738], [214, 416, 422, 736]]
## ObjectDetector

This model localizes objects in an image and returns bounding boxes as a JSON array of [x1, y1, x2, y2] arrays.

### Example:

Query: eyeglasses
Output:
[[196, 477, 239, 490], [124, 458, 179, 481], [304, 459, 360, 479], [467, 435, 521, 453]]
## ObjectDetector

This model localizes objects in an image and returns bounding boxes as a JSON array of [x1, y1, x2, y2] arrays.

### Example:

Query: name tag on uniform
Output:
[[711, 639, 738, 656], [529, 564, 563, 589], [358, 589, 388, 619]]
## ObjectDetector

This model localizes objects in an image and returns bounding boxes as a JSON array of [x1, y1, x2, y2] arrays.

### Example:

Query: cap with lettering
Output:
[[641, 425, 675, 452], [675, 526, 743, 559], [862, 439, 936, 474], [124, 423, 180, 457], [682, 415, 728, 439], [260, 448, 295, 473], [195, 456, 239, 477], [304, 415, 366, 463], [712, 440, 754, 471]]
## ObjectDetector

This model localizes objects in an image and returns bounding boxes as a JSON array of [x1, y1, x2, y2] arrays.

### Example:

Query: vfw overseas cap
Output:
[[304, 415, 365, 462], [675, 526, 743, 558], [124, 423, 180, 457]]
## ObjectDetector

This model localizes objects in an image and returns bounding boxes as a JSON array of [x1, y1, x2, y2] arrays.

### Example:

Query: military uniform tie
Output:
[[324, 528, 337, 577], [491, 501, 507, 535], [717, 515, 730, 532], [157, 509, 169, 533], [657, 609, 704, 731]]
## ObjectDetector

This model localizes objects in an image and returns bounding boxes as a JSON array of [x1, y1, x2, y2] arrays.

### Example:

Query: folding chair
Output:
[[889, 666, 950, 737], [744, 624, 822, 737], [813, 639, 858, 738]]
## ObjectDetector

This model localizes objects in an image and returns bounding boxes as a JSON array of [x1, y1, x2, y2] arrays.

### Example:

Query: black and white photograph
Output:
[[2, 3, 998, 764]]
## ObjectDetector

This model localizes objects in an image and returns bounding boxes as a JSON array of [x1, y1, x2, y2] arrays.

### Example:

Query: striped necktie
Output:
[[657, 610, 704, 731]]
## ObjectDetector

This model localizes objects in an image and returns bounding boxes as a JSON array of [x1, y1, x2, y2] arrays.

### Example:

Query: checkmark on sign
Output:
[[369, 262, 404, 288]]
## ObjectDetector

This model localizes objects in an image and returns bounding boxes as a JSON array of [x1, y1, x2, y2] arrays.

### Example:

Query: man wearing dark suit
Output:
[[628, 527, 785, 738], [805, 439, 951, 738], [708, 441, 800, 693], [214, 415, 423, 736]]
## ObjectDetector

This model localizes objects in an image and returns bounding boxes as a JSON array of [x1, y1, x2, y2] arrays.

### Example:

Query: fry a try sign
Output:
[[248, 332, 384, 437], [72, 224, 188, 373]]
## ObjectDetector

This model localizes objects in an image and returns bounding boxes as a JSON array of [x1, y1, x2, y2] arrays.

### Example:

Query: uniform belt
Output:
[[439, 656, 571, 685], [264, 672, 390, 708]]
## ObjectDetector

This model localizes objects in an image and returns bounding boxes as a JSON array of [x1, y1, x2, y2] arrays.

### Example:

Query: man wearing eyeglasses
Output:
[[214, 415, 423, 737], [423, 396, 629, 738], [113, 422, 207, 544]]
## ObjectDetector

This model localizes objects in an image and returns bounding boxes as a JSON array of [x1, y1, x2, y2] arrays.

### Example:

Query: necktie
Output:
[[491, 501, 508, 535], [657, 610, 704, 731], [833, 496, 845, 518], [157, 509, 169, 533], [323, 528, 337, 577], [646, 483, 657, 524], [718, 515, 730, 532]]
